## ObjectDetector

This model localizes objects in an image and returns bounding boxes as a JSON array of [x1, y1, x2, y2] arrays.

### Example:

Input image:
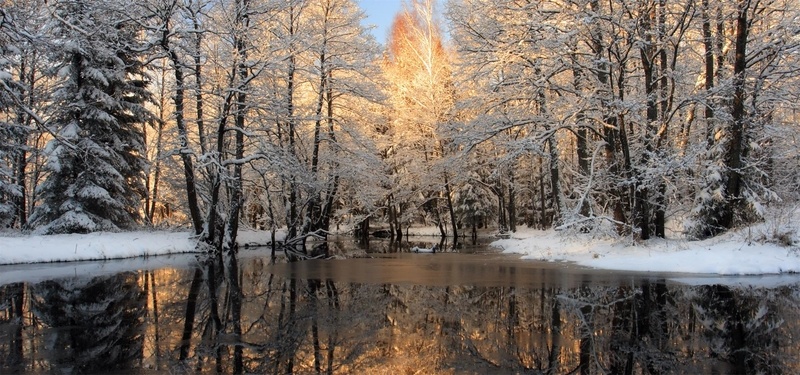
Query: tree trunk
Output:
[[538, 158, 548, 228], [162, 28, 203, 235], [636, 5, 657, 240], [547, 134, 562, 227], [702, 0, 715, 143], [395, 204, 403, 242], [148, 66, 167, 224], [307, 43, 327, 234], [204, 84, 235, 250], [191, 8, 208, 157], [319, 73, 339, 233], [13, 54, 33, 228], [508, 172, 517, 232], [388, 195, 396, 239], [225, 0, 250, 253], [497, 187, 506, 230], [571, 56, 591, 221], [538, 66, 562, 226], [618, 64, 635, 235], [444, 173, 458, 239], [589, 0, 627, 234], [287, 68, 298, 240], [722, 1, 750, 229], [653, 0, 670, 239]]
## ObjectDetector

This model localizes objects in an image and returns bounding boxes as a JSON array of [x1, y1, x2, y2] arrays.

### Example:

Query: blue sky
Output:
[[357, 0, 404, 44]]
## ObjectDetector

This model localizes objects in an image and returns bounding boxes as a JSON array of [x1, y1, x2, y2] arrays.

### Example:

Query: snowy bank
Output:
[[0, 229, 283, 265], [492, 227, 800, 275], [0, 231, 198, 264]]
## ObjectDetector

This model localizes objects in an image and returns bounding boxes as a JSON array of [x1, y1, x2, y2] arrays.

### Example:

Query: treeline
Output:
[[446, 0, 800, 240], [1, 0, 799, 251], [0, 0, 384, 253]]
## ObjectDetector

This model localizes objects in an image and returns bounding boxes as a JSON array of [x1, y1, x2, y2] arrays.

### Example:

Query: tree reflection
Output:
[[0, 282, 25, 371], [694, 284, 787, 374], [30, 272, 145, 373], [3, 255, 800, 374]]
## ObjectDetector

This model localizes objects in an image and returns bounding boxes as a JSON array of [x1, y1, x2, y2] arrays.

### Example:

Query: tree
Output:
[[448, 0, 800, 242], [690, 0, 800, 238], [384, 0, 458, 238], [0, 1, 49, 229], [0, 30, 24, 227], [304, 0, 383, 236], [28, 0, 152, 234], [447, 0, 568, 230], [454, 173, 494, 240], [146, 0, 205, 235]]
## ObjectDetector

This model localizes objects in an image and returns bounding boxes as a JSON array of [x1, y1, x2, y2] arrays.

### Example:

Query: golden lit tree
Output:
[[383, 0, 458, 238]]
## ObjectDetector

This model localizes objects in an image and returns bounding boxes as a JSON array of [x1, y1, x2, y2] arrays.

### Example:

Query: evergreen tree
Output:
[[454, 175, 494, 238], [28, 0, 151, 234]]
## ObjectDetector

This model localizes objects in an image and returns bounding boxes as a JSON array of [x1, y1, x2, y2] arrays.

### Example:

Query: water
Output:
[[1, 236, 799, 374]]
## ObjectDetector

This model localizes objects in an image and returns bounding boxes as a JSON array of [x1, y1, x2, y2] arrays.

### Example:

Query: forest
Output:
[[1, 0, 799, 253]]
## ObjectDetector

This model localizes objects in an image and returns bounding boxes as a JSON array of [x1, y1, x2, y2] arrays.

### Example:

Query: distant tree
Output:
[[454, 174, 494, 239], [28, 0, 152, 234]]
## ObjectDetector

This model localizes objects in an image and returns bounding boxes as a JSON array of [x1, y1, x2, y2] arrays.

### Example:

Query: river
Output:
[[1, 236, 799, 374]]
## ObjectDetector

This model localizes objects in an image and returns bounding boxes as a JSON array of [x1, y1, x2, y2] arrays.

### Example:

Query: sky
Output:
[[357, 0, 404, 44]]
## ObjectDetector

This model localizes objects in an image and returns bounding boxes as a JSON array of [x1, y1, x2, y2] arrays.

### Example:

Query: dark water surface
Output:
[[1, 236, 799, 374]]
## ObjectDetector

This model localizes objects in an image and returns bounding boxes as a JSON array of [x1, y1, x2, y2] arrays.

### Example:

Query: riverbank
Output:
[[492, 224, 800, 275], [0, 230, 284, 265], [1, 221, 798, 275]]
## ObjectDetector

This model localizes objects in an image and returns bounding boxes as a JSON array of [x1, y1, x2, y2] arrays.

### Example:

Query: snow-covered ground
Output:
[[492, 226, 800, 276], [1, 221, 798, 277], [0, 229, 281, 265]]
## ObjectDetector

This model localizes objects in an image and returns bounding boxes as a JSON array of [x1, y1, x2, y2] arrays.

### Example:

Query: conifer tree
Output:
[[28, 0, 151, 234]]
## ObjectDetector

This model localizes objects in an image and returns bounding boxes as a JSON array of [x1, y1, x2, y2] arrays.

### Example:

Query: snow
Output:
[[492, 226, 800, 276], [0, 229, 285, 266], [0, 231, 198, 264], [0, 222, 798, 278]]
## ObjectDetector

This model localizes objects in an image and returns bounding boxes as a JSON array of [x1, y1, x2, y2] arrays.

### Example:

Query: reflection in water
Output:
[[0, 240, 799, 374], [24, 272, 144, 373]]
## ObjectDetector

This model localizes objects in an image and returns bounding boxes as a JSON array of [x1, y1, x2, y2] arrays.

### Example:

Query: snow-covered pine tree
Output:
[[454, 174, 494, 238], [28, 0, 151, 234]]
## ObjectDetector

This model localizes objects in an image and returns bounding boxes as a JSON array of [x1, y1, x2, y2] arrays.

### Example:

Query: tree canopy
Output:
[[0, 0, 798, 249]]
